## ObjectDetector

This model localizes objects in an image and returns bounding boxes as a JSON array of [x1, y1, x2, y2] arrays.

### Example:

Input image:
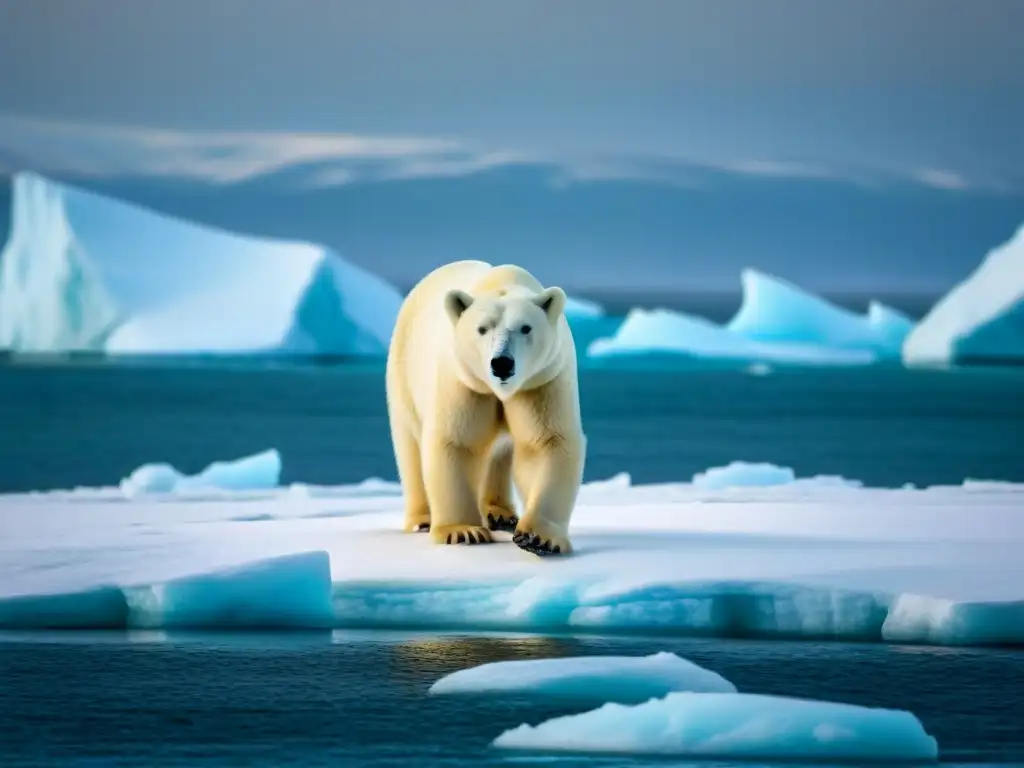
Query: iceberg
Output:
[[428, 651, 735, 702], [868, 300, 917, 349], [903, 223, 1024, 366], [492, 692, 939, 762], [587, 270, 916, 365], [119, 448, 282, 498], [0, 172, 402, 356], [563, 295, 605, 319], [691, 461, 862, 490], [727, 269, 913, 356], [587, 306, 877, 365], [2, 462, 1023, 645]]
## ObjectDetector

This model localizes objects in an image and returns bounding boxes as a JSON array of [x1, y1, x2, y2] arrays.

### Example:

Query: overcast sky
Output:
[[0, 1, 1022, 295], [2, 0, 1022, 185]]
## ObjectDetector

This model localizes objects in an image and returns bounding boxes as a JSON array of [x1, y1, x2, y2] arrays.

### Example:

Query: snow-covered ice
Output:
[[2, 460, 1022, 645], [587, 270, 911, 366], [428, 651, 735, 702], [120, 449, 282, 498], [904, 222, 1024, 366], [492, 692, 939, 762], [0, 172, 402, 356]]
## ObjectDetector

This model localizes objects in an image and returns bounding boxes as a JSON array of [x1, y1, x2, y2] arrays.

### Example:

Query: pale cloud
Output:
[[0, 114, 460, 183], [0, 113, 997, 193], [912, 168, 972, 191]]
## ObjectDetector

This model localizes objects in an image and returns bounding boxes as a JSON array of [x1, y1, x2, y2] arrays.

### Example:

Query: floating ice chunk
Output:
[[120, 448, 281, 497], [2, 476, 1023, 644], [130, 551, 333, 629], [0, 172, 402, 355], [727, 269, 912, 357], [564, 295, 605, 318], [693, 461, 795, 489], [691, 461, 861, 491], [185, 449, 282, 492], [587, 306, 878, 366], [0, 586, 129, 629], [493, 692, 939, 762], [429, 651, 735, 703], [904, 222, 1024, 366]]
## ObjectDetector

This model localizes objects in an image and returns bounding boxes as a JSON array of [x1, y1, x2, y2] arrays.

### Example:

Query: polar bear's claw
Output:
[[432, 524, 494, 546], [513, 529, 570, 556], [486, 508, 519, 533]]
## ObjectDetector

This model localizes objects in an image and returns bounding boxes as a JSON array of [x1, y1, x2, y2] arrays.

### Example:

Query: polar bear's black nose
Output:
[[490, 355, 515, 381]]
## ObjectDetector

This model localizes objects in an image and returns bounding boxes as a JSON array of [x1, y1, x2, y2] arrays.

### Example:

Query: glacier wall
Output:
[[0, 172, 403, 356]]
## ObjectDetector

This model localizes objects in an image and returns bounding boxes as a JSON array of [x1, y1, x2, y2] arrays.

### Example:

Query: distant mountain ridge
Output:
[[1, 162, 1020, 301]]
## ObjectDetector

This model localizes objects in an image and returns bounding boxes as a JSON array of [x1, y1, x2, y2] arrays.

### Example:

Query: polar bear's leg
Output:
[[479, 438, 518, 532], [392, 425, 431, 533], [422, 435, 494, 545], [511, 437, 582, 555]]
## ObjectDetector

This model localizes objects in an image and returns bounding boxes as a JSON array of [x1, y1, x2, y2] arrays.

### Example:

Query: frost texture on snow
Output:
[[588, 270, 914, 365], [0, 172, 402, 355], [1, 462, 1023, 645], [492, 692, 938, 762], [120, 449, 281, 498], [428, 651, 735, 702], [904, 222, 1024, 366]]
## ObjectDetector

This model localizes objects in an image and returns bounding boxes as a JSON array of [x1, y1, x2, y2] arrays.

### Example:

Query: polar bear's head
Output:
[[444, 284, 567, 398]]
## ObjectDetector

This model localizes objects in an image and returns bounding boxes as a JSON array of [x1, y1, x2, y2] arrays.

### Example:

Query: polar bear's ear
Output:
[[444, 289, 475, 324], [533, 286, 567, 321]]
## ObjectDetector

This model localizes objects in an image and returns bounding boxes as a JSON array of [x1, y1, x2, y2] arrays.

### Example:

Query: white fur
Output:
[[386, 260, 586, 554]]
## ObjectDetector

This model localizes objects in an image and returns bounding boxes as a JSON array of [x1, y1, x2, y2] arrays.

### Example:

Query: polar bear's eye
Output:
[[477, 326, 487, 336], [521, 325, 532, 335]]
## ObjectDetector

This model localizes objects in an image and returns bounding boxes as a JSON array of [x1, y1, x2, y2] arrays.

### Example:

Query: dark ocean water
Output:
[[3, 631, 1024, 767], [1, 360, 1023, 766], [0, 360, 1022, 493]]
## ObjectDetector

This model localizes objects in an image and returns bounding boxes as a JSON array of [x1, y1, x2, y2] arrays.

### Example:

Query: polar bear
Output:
[[385, 260, 586, 556]]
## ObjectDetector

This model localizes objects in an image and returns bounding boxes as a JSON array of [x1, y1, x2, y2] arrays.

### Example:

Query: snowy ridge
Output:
[[2, 458, 1022, 646], [0, 172, 402, 355], [904, 222, 1024, 365]]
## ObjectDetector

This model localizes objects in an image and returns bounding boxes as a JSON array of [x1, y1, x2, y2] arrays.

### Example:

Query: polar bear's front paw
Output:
[[431, 524, 494, 546], [403, 508, 432, 533], [485, 504, 519, 533], [512, 523, 572, 557]]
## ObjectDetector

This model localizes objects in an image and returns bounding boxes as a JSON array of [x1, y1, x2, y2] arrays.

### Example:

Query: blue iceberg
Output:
[[428, 651, 736, 702], [120, 448, 282, 497], [904, 222, 1024, 366], [588, 269, 914, 365], [0, 172, 402, 356], [493, 691, 939, 761]]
